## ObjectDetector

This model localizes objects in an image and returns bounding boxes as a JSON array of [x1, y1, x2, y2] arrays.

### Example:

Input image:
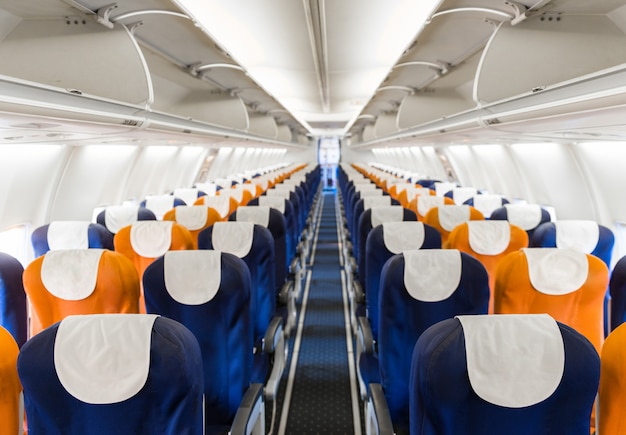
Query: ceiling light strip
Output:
[[304, 0, 330, 112]]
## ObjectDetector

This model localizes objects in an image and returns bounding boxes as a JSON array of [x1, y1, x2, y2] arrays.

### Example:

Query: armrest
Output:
[[289, 256, 300, 276], [263, 317, 286, 400], [278, 280, 293, 305], [369, 384, 394, 435], [358, 316, 374, 354], [230, 383, 265, 435], [354, 281, 365, 305]]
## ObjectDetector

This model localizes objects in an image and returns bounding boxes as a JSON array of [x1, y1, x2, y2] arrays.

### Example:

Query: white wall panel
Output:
[[50, 145, 138, 221], [471, 145, 525, 199], [0, 144, 69, 230], [123, 146, 184, 202]]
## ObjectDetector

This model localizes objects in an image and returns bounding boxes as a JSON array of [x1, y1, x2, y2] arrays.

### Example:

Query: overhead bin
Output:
[[247, 110, 278, 139], [374, 114, 399, 138]]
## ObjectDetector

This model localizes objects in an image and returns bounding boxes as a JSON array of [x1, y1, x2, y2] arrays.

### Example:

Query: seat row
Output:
[[0, 163, 322, 434], [337, 162, 626, 434]]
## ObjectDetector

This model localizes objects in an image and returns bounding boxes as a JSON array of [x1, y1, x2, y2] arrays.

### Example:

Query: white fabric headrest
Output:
[[555, 221, 599, 254], [55, 314, 158, 404], [242, 184, 258, 195], [359, 189, 383, 198], [355, 182, 377, 191], [164, 251, 221, 304], [452, 187, 477, 205], [457, 314, 564, 408], [236, 206, 270, 228], [104, 206, 139, 234], [174, 206, 209, 231], [392, 183, 409, 194], [173, 188, 199, 207], [504, 204, 542, 230], [435, 182, 456, 197], [48, 221, 90, 250], [259, 196, 286, 214], [200, 196, 231, 218], [265, 189, 291, 200], [226, 187, 245, 203], [467, 221, 511, 255], [405, 187, 432, 199], [145, 195, 176, 220], [272, 185, 295, 193], [417, 196, 445, 217], [363, 196, 391, 211], [523, 248, 588, 295], [382, 222, 425, 253], [195, 182, 218, 196], [473, 195, 503, 218], [41, 249, 104, 300], [370, 206, 403, 228], [403, 250, 462, 301], [211, 222, 255, 258], [438, 205, 471, 232], [130, 221, 174, 258]]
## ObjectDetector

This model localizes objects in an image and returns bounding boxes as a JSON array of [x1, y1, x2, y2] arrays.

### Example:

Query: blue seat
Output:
[[490, 203, 550, 238], [143, 250, 265, 435], [18, 314, 205, 434], [359, 249, 489, 434], [463, 195, 510, 218], [96, 205, 156, 236], [198, 222, 285, 399], [409, 314, 599, 435], [0, 253, 26, 348], [31, 221, 114, 257], [140, 195, 186, 220], [610, 255, 626, 331]]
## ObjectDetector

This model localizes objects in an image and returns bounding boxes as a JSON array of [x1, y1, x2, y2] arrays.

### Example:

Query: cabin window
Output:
[[0, 224, 32, 266]]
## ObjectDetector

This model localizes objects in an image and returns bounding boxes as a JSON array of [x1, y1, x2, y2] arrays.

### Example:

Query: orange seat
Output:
[[495, 248, 608, 353], [599, 322, 626, 434], [23, 249, 140, 337], [194, 195, 239, 220], [423, 205, 484, 246], [163, 206, 221, 248], [0, 326, 21, 435], [447, 221, 528, 312], [408, 195, 454, 221], [114, 221, 193, 312]]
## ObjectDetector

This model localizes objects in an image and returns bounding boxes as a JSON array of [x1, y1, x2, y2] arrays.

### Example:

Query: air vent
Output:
[[485, 118, 501, 125], [122, 120, 140, 126], [10, 122, 61, 129]]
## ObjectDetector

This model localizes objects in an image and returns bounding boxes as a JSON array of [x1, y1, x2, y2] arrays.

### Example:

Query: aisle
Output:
[[277, 190, 362, 434]]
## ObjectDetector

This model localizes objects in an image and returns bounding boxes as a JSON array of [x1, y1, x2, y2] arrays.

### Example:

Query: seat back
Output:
[[143, 251, 253, 433], [0, 253, 27, 347], [23, 249, 140, 337], [377, 250, 489, 433], [408, 195, 454, 221], [410, 314, 599, 435], [18, 314, 204, 434], [423, 205, 484, 246], [444, 187, 477, 205], [610, 255, 626, 330], [31, 221, 114, 257], [198, 222, 275, 344], [96, 205, 156, 236], [447, 221, 528, 312], [364, 222, 441, 338], [599, 322, 626, 434], [193, 195, 238, 220], [162, 205, 221, 249], [495, 248, 608, 353], [258, 196, 297, 260], [0, 325, 21, 435], [490, 204, 550, 238], [463, 195, 510, 218], [530, 220, 615, 268]]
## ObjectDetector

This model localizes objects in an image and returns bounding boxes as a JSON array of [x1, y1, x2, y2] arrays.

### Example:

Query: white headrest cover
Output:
[[255, 178, 269, 192], [355, 183, 377, 190], [359, 190, 383, 199], [48, 221, 90, 250], [265, 189, 291, 199], [473, 195, 503, 217], [392, 183, 409, 194], [382, 222, 425, 253], [259, 196, 285, 214], [195, 182, 217, 196], [236, 206, 270, 228], [55, 314, 158, 404], [272, 185, 295, 193], [504, 204, 542, 230], [173, 188, 199, 207], [435, 182, 456, 197], [467, 221, 511, 255], [145, 195, 176, 220], [438, 206, 471, 232], [41, 249, 104, 300], [104, 206, 139, 234], [227, 187, 245, 203], [164, 251, 221, 304], [405, 187, 431, 198], [417, 196, 444, 217], [211, 222, 255, 258], [555, 221, 599, 254], [452, 187, 477, 205], [370, 206, 403, 228], [175, 206, 209, 231], [403, 249, 462, 301], [201, 196, 231, 218], [130, 221, 174, 258], [457, 314, 564, 408], [242, 184, 258, 195], [363, 196, 391, 211], [523, 248, 588, 295]]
